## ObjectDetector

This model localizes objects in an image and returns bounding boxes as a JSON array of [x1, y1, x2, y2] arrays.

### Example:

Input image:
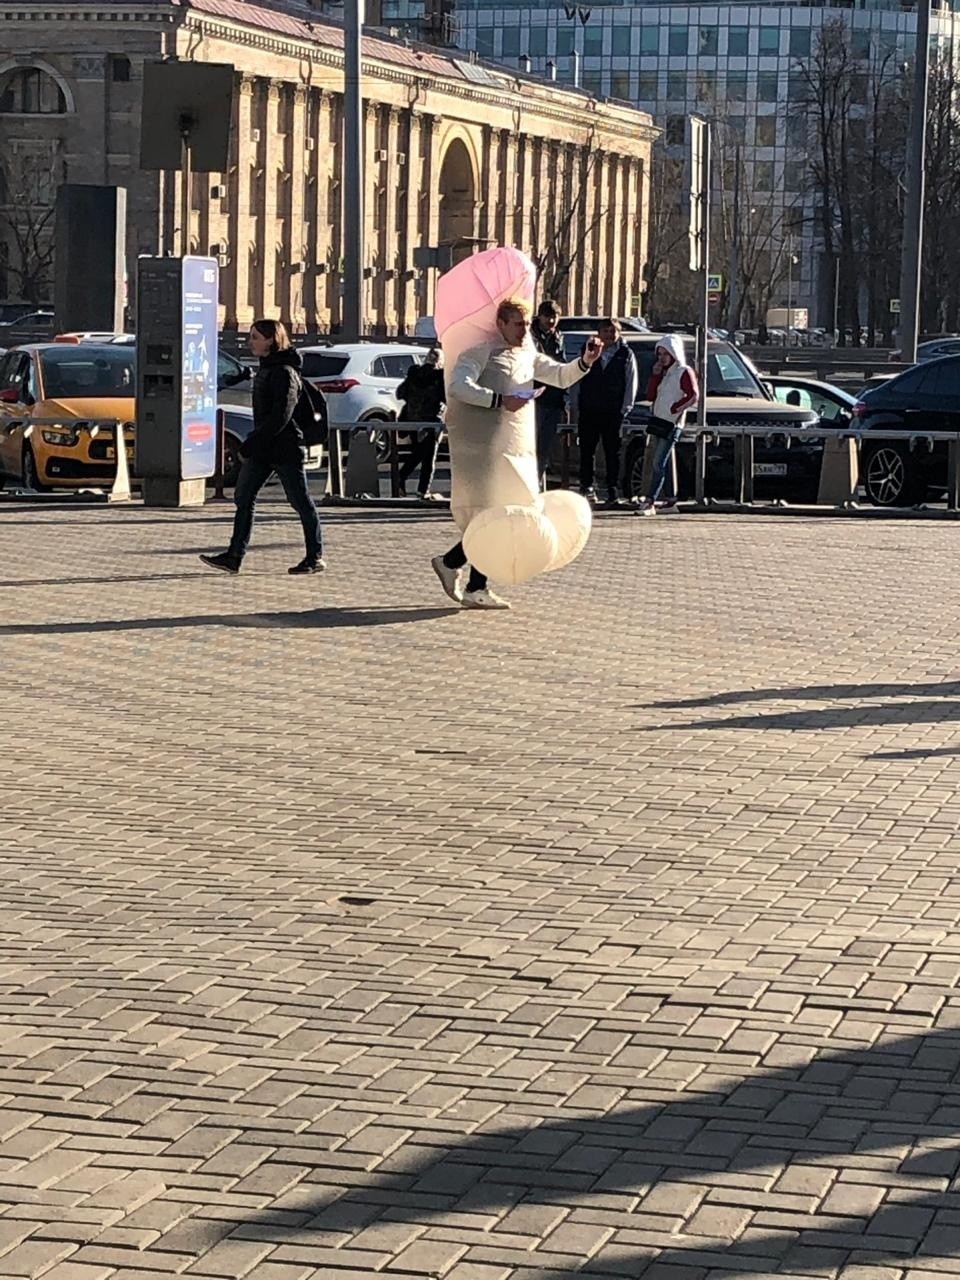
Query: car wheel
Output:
[[22, 446, 49, 493], [361, 415, 392, 462], [861, 443, 923, 507], [223, 433, 242, 487], [623, 437, 647, 501]]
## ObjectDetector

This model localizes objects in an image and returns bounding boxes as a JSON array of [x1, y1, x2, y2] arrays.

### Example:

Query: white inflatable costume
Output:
[[435, 248, 594, 587]]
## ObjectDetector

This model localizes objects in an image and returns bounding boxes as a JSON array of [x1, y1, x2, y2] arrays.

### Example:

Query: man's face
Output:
[[537, 311, 558, 333], [599, 324, 619, 348], [497, 311, 528, 347]]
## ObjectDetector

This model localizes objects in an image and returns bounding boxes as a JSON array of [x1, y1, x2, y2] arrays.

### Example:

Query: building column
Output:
[[502, 128, 518, 247], [605, 154, 625, 315], [479, 124, 497, 249], [422, 114, 442, 315], [363, 101, 379, 331], [226, 74, 254, 328], [400, 109, 422, 332], [381, 106, 402, 333], [287, 83, 308, 330]]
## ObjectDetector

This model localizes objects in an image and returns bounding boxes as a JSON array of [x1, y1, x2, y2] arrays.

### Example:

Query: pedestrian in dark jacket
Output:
[[529, 299, 567, 487], [570, 317, 638, 505], [200, 319, 324, 576], [397, 347, 445, 500]]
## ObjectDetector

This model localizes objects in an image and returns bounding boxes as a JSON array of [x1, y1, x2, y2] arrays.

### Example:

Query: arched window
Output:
[[0, 67, 67, 114]]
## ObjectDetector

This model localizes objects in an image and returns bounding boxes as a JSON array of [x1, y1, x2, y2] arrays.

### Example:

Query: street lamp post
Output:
[[898, 0, 932, 364], [342, 0, 364, 343]]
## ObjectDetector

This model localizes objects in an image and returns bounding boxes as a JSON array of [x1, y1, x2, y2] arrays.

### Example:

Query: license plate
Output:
[[105, 448, 134, 460], [753, 462, 787, 477]]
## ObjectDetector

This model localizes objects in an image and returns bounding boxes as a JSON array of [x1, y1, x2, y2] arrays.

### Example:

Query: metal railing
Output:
[[653, 422, 960, 511]]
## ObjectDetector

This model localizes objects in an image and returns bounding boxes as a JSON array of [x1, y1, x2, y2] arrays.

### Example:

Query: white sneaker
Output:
[[431, 555, 464, 603], [462, 587, 511, 610], [635, 502, 657, 517]]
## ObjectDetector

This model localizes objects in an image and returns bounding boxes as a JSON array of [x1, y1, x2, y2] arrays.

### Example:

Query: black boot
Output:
[[199, 551, 241, 574]]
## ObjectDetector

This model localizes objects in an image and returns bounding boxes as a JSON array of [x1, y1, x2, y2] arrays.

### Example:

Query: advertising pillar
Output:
[[136, 256, 219, 507]]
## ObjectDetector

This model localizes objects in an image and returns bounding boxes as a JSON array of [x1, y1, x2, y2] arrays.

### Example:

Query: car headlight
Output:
[[41, 426, 79, 446]]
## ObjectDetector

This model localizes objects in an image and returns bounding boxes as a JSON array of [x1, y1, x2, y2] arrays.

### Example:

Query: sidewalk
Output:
[[3, 498, 960, 1280]]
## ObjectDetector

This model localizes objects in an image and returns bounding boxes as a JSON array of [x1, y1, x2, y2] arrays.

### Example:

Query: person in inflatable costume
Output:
[[432, 297, 602, 610]]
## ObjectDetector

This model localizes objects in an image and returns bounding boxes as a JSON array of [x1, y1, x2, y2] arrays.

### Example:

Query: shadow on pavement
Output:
[[232, 1027, 960, 1277], [0, 606, 460, 635], [0, 572, 201, 589], [651, 700, 960, 734], [646, 681, 960, 712]]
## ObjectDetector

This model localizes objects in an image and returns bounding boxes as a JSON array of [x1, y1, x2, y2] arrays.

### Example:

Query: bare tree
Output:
[[0, 149, 56, 303], [529, 146, 607, 304], [641, 148, 688, 321]]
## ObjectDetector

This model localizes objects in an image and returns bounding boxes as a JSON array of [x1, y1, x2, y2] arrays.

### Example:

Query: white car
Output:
[[298, 342, 428, 425]]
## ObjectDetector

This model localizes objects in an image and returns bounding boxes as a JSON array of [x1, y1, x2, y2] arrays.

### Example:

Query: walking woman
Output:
[[200, 319, 324, 575]]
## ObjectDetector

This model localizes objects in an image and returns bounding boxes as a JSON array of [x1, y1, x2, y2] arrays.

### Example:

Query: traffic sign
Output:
[[708, 291, 721, 305], [707, 273, 723, 291], [889, 298, 901, 314]]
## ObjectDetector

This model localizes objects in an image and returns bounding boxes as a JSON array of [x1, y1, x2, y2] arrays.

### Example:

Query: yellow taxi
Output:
[[0, 343, 135, 491]]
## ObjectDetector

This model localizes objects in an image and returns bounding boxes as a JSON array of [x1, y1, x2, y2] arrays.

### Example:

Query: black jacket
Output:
[[577, 340, 631, 420], [243, 347, 304, 463], [397, 363, 444, 423], [529, 319, 567, 411]]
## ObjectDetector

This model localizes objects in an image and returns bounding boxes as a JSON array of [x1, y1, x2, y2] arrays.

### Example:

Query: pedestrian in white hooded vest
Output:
[[636, 334, 699, 516]]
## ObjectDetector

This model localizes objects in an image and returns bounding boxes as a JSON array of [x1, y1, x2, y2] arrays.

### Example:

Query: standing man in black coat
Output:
[[529, 299, 567, 488], [200, 319, 324, 575], [571, 317, 638, 505]]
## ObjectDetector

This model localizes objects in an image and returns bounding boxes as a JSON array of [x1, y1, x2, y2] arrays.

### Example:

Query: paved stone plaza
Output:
[[4, 497, 960, 1280]]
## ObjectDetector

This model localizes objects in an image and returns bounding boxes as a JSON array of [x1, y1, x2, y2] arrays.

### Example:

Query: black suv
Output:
[[563, 332, 820, 502], [853, 355, 960, 506]]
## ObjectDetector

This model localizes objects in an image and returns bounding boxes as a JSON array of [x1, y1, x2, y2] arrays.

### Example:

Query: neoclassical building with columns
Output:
[[0, 0, 657, 333]]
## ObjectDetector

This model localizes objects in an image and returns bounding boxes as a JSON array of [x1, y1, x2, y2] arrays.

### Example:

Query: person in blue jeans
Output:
[[636, 334, 698, 516], [200, 319, 324, 575]]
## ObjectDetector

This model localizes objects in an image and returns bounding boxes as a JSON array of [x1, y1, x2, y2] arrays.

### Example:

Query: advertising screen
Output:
[[180, 256, 219, 479]]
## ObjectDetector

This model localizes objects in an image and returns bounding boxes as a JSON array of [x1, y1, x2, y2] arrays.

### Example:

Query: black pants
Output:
[[443, 541, 486, 592], [228, 456, 322, 562], [399, 428, 440, 494], [579, 412, 623, 496]]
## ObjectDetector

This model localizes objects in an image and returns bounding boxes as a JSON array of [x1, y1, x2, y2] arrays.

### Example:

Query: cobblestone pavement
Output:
[[5, 496, 960, 1280]]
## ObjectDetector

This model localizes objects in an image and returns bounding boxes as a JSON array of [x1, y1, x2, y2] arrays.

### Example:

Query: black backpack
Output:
[[293, 378, 329, 447]]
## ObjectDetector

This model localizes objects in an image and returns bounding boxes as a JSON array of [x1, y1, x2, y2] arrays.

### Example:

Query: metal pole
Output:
[[833, 257, 840, 344], [786, 236, 793, 350], [342, 0, 365, 343], [696, 121, 711, 431], [898, 0, 931, 365], [180, 131, 192, 258], [726, 142, 740, 336]]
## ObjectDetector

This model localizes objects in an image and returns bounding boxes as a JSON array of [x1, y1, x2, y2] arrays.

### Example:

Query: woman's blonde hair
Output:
[[251, 318, 292, 351]]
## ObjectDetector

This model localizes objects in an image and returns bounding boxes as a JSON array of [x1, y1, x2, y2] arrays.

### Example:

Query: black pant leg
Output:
[[601, 415, 623, 497], [578, 418, 601, 490]]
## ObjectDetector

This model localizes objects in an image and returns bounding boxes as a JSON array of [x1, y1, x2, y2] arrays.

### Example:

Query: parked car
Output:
[[0, 302, 49, 325], [0, 342, 135, 490], [0, 310, 56, 341], [853, 354, 960, 506], [562, 331, 821, 502], [219, 404, 324, 487], [888, 336, 960, 363], [0, 343, 266, 491], [298, 342, 427, 426], [763, 376, 857, 427]]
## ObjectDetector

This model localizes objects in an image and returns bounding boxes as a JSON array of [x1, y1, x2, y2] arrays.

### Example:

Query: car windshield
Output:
[[39, 346, 135, 398]]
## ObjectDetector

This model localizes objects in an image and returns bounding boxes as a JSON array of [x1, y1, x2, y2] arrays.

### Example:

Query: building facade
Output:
[[383, 0, 960, 329], [0, 0, 656, 333]]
